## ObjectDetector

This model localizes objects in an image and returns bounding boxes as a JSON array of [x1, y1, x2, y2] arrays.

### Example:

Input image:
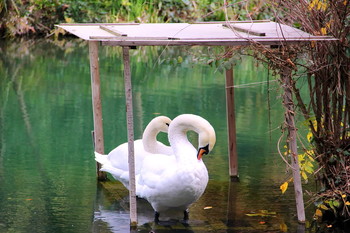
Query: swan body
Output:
[[136, 114, 216, 220], [95, 116, 172, 188]]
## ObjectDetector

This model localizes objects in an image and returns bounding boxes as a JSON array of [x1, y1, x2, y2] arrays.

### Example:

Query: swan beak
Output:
[[197, 144, 209, 160]]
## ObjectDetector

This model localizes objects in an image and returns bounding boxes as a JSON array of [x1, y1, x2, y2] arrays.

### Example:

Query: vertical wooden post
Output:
[[89, 41, 107, 181], [122, 46, 138, 226], [225, 67, 239, 178], [281, 66, 305, 223]]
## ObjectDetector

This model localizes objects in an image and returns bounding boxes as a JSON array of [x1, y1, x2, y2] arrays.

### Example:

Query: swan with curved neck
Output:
[[136, 114, 216, 221], [95, 116, 172, 188], [142, 116, 172, 155]]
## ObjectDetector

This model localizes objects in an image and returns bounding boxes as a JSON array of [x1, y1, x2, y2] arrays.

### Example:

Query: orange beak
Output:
[[197, 145, 209, 160]]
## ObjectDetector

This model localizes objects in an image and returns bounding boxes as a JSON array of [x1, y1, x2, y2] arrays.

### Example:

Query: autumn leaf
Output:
[[64, 16, 74, 23], [315, 209, 323, 218], [280, 182, 288, 194], [301, 171, 308, 181], [306, 131, 313, 142], [280, 223, 288, 232], [246, 210, 276, 217]]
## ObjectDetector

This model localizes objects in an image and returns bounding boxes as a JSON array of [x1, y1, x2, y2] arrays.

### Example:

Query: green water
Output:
[[0, 39, 315, 232]]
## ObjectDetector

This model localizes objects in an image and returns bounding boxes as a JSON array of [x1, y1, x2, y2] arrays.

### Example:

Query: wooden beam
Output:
[[58, 23, 140, 26], [194, 20, 271, 24], [225, 67, 238, 178], [90, 36, 179, 40], [122, 46, 138, 225], [223, 24, 266, 36], [88, 41, 107, 181], [281, 66, 305, 223], [101, 38, 335, 47], [99, 25, 128, 37]]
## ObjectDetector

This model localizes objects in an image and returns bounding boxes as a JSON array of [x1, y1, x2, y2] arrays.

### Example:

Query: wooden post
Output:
[[122, 46, 138, 225], [89, 41, 107, 181], [225, 67, 239, 179], [281, 66, 305, 223]]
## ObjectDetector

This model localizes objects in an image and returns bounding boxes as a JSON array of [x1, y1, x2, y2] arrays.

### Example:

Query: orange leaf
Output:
[[280, 182, 288, 194]]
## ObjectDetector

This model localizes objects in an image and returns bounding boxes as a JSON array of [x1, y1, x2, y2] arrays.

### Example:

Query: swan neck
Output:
[[142, 125, 160, 153], [168, 120, 202, 162]]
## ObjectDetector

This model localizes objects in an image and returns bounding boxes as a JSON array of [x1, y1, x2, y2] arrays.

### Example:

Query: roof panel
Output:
[[57, 21, 334, 46]]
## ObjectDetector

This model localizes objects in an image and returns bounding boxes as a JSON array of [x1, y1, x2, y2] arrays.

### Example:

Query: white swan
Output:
[[95, 116, 172, 188], [136, 114, 216, 221]]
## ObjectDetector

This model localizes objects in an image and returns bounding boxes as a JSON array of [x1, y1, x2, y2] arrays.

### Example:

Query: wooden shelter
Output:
[[58, 21, 334, 225]]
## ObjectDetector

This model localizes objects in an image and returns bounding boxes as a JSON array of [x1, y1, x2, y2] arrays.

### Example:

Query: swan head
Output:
[[143, 116, 172, 139], [149, 116, 172, 133], [169, 114, 216, 160], [197, 124, 216, 160]]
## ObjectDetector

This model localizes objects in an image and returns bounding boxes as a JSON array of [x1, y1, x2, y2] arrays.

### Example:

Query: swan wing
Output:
[[137, 154, 176, 193]]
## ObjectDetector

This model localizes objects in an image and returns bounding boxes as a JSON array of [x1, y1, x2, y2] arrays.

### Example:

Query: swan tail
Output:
[[100, 164, 130, 188], [100, 165, 124, 177], [94, 151, 130, 189], [94, 151, 109, 165]]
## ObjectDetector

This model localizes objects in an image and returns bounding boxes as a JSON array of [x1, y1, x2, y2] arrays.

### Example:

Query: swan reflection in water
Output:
[[93, 195, 197, 233]]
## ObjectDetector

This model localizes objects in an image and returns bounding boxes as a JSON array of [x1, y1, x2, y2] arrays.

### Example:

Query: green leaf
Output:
[[333, 200, 340, 207], [319, 204, 328, 210]]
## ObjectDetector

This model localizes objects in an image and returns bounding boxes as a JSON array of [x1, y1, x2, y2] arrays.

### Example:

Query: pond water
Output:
[[0, 39, 330, 233]]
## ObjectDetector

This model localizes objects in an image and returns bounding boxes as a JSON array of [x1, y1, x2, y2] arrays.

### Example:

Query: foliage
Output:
[[0, 0, 277, 38], [249, 0, 350, 222], [279, 0, 349, 222]]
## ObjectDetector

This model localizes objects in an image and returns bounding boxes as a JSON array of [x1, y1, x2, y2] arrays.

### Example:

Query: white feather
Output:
[[94, 116, 172, 189]]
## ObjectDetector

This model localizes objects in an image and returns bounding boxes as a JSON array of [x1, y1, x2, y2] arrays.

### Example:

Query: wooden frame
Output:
[[59, 21, 335, 224]]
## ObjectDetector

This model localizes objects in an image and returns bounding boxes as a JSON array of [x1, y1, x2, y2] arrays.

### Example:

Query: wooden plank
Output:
[[194, 20, 270, 24], [90, 36, 180, 40], [99, 25, 128, 37], [223, 24, 266, 36], [101, 38, 333, 47], [88, 41, 107, 181], [122, 46, 138, 225], [225, 67, 238, 178], [98, 36, 335, 42], [280, 66, 305, 223], [58, 23, 140, 26]]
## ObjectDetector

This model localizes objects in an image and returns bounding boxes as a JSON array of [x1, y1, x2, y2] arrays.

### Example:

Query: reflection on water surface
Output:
[[0, 39, 337, 233]]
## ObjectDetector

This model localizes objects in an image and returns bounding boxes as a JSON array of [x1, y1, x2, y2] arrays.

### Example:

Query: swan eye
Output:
[[165, 123, 170, 126]]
